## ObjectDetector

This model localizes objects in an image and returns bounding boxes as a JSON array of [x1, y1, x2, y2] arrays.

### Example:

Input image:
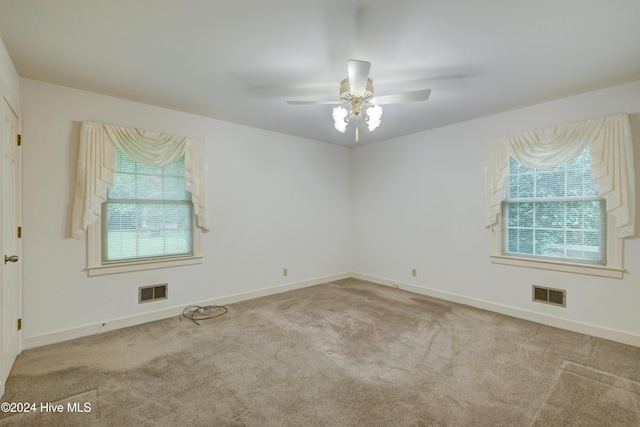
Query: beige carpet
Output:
[[2, 278, 640, 426]]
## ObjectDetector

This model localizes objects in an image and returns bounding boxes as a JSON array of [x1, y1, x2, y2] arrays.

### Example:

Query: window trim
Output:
[[86, 219, 202, 276], [490, 212, 623, 279]]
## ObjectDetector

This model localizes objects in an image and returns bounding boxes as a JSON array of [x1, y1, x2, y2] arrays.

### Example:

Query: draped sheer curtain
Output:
[[71, 121, 208, 238], [486, 113, 635, 239]]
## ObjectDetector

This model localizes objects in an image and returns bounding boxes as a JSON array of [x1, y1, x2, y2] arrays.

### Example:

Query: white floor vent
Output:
[[532, 285, 565, 307], [139, 283, 168, 303]]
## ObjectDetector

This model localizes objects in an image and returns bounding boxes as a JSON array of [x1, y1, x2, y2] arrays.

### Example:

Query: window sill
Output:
[[87, 256, 203, 277], [490, 254, 623, 279]]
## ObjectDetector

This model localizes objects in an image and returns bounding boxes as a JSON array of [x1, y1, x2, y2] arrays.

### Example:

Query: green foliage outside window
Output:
[[504, 148, 606, 263]]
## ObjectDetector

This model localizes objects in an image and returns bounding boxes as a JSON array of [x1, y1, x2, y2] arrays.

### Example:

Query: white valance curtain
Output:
[[71, 121, 208, 238], [485, 113, 635, 238]]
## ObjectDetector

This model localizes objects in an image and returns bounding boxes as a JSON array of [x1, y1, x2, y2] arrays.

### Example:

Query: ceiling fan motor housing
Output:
[[340, 78, 374, 102], [340, 77, 374, 117]]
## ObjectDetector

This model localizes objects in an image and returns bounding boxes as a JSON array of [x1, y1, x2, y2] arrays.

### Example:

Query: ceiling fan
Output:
[[287, 59, 431, 141]]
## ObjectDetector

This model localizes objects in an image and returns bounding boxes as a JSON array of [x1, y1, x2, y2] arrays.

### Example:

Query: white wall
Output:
[[17, 70, 640, 347], [0, 37, 19, 102], [21, 78, 352, 343], [353, 80, 640, 342]]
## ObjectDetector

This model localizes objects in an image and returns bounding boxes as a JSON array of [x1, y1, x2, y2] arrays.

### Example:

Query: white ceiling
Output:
[[1, 0, 639, 146]]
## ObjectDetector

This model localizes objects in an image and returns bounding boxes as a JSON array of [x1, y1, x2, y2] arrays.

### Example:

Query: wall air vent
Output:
[[532, 285, 566, 307], [139, 283, 168, 303]]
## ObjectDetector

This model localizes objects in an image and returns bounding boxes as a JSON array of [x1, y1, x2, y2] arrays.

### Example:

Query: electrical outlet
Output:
[[412, 268, 417, 277], [283, 268, 288, 277]]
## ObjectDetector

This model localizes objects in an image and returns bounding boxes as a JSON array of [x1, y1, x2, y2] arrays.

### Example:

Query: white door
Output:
[[0, 89, 21, 398]]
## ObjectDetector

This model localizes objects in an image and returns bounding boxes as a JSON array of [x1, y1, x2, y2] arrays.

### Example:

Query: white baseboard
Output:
[[352, 272, 640, 348], [22, 272, 351, 350]]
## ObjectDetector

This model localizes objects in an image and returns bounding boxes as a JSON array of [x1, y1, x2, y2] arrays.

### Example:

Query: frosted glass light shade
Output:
[[366, 105, 383, 131], [332, 107, 349, 133]]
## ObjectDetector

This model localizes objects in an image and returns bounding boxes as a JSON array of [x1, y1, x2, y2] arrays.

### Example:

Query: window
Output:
[[86, 149, 203, 277], [486, 114, 632, 279], [102, 148, 193, 263], [503, 147, 607, 264], [73, 121, 207, 276]]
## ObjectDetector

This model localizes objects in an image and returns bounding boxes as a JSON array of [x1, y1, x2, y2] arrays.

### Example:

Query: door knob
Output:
[[4, 255, 18, 264]]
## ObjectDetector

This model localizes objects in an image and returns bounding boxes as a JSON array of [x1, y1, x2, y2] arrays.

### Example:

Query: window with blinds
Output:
[[101, 148, 193, 263], [503, 147, 607, 264]]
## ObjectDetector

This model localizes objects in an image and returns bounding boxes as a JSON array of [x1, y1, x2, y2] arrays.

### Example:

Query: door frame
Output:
[[0, 78, 22, 398]]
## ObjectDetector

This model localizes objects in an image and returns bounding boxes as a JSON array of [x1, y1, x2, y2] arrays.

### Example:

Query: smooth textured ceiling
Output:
[[1, 0, 639, 146]]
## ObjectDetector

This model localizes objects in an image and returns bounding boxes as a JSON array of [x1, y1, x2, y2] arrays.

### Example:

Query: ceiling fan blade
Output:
[[286, 100, 342, 105], [348, 59, 371, 97], [373, 89, 432, 105]]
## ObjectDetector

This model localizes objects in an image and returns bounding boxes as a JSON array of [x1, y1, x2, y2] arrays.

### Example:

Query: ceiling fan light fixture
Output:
[[288, 59, 431, 142], [335, 72, 382, 136]]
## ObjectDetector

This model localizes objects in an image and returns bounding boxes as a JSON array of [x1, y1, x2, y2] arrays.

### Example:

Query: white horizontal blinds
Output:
[[102, 149, 193, 263], [504, 147, 607, 264]]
